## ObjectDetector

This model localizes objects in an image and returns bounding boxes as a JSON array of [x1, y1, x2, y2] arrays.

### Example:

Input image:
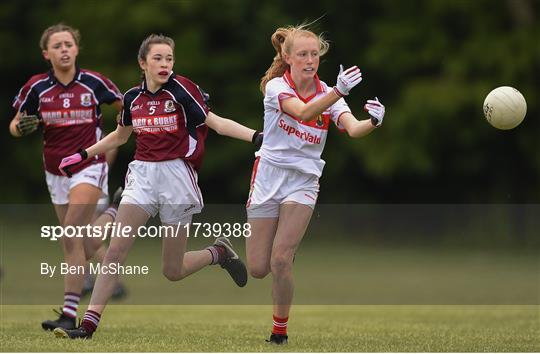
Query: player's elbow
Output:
[[347, 129, 364, 138], [207, 115, 227, 136], [347, 122, 373, 138], [117, 134, 130, 145], [113, 130, 130, 146], [297, 110, 316, 122], [342, 124, 359, 138], [9, 122, 21, 138], [9, 129, 21, 138]]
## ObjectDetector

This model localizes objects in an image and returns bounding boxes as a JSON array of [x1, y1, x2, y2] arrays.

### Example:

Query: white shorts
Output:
[[246, 158, 319, 218], [45, 162, 109, 205], [121, 159, 203, 224]]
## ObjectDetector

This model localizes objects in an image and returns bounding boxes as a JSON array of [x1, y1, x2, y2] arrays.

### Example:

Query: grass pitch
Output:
[[1, 305, 538, 352], [1, 215, 539, 351]]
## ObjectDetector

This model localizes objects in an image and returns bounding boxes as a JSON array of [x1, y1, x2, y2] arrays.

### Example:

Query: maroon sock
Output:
[[103, 206, 118, 220], [207, 245, 227, 265], [81, 310, 101, 333]]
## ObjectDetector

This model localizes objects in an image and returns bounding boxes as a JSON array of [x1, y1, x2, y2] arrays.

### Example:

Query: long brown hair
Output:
[[260, 24, 329, 95]]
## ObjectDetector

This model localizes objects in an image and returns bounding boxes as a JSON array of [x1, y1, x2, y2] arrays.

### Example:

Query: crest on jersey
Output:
[[316, 115, 324, 127], [80, 93, 92, 107], [164, 100, 175, 113]]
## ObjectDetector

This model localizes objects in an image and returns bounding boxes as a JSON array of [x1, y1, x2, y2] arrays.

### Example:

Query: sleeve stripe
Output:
[[163, 89, 179, 104], [179, 104, 197, 157], [38, 85, 56, 98], [121, 90, 142, 126], [12, 85, 26, 108], [83, 72, 122, 100], [172, 78, 207, 117], [15, 77, 49, 111], [277, 92, 295, 113], [129, 92, 143, 111]]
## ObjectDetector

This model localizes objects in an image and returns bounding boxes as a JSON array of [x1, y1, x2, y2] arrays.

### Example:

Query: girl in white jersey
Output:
[[245, 25, 386, 344]]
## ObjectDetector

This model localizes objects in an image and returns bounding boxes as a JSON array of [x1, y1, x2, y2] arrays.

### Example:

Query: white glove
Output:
[[364, 97, 385, 127], [334, 65, 362, 97]]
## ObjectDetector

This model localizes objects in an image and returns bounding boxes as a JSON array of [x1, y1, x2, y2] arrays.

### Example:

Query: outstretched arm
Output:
[[281, 65, 362, 122], [85, 124, 132, 158], [205, 112, 259, 143], [59, 124, 132, 177]]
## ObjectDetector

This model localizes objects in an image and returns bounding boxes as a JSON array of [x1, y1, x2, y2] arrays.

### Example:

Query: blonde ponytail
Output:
[[260, 24, 329, 95], [260, 28, 290, 94]]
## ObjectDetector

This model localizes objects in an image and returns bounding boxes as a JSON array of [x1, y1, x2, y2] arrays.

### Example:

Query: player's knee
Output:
[[270, 254, 293, 275], [246, 255, 270, 278], [248, 264, 270, 279], [162, 265, 185, 281]]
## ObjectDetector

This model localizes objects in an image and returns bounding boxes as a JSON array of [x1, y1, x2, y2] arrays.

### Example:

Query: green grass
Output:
[[1, 216, 539, 351], [1, 305, 538, 352]]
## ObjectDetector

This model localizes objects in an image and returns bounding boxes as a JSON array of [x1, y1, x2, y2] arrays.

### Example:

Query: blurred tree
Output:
[[1, 0, 538, 205]]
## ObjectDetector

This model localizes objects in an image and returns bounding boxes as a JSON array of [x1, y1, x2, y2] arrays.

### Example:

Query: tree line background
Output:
[[1, 0, 539, 204]]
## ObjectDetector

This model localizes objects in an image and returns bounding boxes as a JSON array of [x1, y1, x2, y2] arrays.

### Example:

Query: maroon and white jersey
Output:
[[13, 68, 122, 175], [119, 73, 209, 170]]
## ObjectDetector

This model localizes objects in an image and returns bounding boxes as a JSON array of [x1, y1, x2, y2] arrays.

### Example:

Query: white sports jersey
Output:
[[257, 71, 351, 177]]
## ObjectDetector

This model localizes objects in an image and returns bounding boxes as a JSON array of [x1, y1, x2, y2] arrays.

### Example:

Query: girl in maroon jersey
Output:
[[54, 34, 260, 339], [9, 24, 124, 331]]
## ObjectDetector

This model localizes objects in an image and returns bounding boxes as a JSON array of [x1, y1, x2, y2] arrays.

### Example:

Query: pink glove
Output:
[[59, 149, 88, 177]]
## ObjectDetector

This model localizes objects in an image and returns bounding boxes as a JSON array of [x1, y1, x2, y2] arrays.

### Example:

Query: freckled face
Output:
[[284, 36, 320, 81]]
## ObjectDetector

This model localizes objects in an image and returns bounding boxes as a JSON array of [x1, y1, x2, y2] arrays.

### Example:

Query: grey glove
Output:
[[16, 113, 39, 136]]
